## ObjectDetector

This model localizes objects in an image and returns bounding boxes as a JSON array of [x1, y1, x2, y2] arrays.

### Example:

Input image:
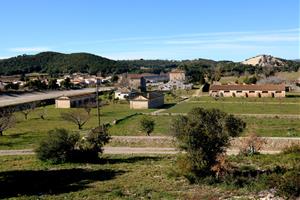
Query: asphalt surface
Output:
[[0, 87, 114, 107]]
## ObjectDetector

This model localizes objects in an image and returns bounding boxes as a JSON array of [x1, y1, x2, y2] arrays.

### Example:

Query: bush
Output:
[[140, 117, 155, 136], [239, 133, 266, 156], [171, 108, 246, 179], [36, 129, 80, 163], [36, 126, 111, 163], [76, 125, 111, 161]]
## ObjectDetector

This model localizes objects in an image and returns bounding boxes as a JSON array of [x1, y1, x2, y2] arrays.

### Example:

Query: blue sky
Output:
[[0, 0, 299, 61]]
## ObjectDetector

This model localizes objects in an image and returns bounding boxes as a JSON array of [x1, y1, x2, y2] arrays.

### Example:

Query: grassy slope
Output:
[[109, 115, 300, 137], [0, 104, 155, 150], [0, 153, 298, 199], [163, 101, 300, 114]]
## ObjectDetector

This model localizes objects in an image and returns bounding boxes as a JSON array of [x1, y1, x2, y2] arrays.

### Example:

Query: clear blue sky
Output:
[[0, 0, 299, 61]]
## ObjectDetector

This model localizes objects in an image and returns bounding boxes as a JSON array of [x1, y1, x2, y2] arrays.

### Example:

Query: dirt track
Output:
[[0, 147, 281, 156]]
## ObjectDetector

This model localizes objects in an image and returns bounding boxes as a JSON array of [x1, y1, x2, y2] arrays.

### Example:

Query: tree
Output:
[[140, 117, 155, 136], [171, 107, 245, 179], [61, 109, 91, 129], [0, 108, 16, 136], [61, 77, 72, 89], [83, 102, 96, 115], [37, 107, 47, 120], [20, 103, 36, 120], [48, 78, 59, 90]]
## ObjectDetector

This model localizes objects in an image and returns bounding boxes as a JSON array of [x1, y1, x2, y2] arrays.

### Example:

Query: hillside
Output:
[[0, 52, 132, 75], [0, 52, 299, 76], [241, 55, 285, 67]]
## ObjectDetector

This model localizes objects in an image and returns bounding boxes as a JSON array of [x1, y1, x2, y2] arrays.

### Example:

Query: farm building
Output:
[[209, 84, 285, 98], [55, 93, 96, 108], [130, 92, 164, 109]]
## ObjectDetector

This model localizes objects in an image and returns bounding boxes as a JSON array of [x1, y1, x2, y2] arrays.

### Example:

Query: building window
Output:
[[275, 91, 282, 93], [237, 91, 242, 93], [224, 91, 230, 93], [262, 91, 268, 93], [249, 91, 255, 93]]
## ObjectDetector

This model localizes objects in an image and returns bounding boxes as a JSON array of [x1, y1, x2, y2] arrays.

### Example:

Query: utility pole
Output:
[[96, 77, 101, 127]]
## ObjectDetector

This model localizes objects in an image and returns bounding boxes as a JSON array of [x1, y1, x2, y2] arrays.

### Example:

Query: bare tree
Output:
[[0, 108, 16, 136], [83, 102, 96, 115], [61, 109, 91, 129], [37, 107, 47, 120], [20, 103, 36, 120]]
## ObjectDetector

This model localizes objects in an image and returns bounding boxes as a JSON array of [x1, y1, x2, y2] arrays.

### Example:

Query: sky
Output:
[[0, 0, 299, 61]]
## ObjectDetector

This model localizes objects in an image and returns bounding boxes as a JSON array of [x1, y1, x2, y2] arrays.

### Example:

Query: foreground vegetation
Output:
[[0, 152, 299, 199]]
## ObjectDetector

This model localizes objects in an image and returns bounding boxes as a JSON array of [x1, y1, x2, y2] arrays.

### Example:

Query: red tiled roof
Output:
[[210, 84, 285, 91]]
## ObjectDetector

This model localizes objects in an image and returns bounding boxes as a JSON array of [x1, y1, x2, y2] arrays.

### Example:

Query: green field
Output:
[[163, 101, 300, 115], [191, 95, 300, 103], [0, 104, 155, 150], [0, 152, 298, 199], [109, 115, 300, 137]]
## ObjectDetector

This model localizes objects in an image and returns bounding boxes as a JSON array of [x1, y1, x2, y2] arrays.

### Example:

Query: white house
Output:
[[114, 88, 138, 100]]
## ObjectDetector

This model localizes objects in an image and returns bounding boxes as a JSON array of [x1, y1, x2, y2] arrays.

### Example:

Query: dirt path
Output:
[[0, 147, 282, 156]]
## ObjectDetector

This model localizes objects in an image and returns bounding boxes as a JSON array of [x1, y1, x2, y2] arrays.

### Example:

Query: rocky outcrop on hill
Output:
[[242, 55, 285, 67]]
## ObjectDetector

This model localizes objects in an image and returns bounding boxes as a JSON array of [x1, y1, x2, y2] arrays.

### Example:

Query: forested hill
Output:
[[0, 52, 299, 76], [0, 52, 132, 75]]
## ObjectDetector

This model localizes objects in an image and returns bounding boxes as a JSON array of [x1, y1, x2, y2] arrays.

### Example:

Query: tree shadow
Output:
[[0, 168, 125, 198], [160, 103, 176, 109], [100, 155, 163, 164], [70, 155, 163, 165]]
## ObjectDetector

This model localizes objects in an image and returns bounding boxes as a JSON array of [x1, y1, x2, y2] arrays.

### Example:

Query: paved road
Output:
[[0, 87, 114, 107], [0, 147, 282, 156]]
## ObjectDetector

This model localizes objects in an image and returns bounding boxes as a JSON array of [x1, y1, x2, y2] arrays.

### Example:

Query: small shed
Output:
[[130, 92, 164, 109]]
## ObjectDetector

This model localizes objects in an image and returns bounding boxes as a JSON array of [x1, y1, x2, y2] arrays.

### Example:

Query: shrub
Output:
[[171, 107, 246, 179], [75, 125, 111, 161], [36, 126, 111, 163], [239, 133, 266, 156], [140, 117, 155, 136], [35, 129, 80, 163]]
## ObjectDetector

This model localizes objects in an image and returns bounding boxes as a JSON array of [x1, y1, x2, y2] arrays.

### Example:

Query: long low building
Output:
[[209, 84, 285, 98], [55, 93, 96, 108]]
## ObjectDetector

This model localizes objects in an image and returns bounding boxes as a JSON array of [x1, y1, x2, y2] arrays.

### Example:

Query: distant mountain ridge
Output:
[[241, 54, 286, 67], [0, 52, 131, 75], [0, 52, 299, 76]]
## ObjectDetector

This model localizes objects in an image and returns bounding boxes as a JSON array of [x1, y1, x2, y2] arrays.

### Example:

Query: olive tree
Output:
[[140, 117, 155, 136], [0, 108, 16, 136], [171, 107, 245, 179]]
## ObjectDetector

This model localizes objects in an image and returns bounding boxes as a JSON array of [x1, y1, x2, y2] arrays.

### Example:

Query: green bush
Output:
[[140, 117, 155, 136], [36, 126, 111, 163], [171, 108, 246, 179], [35, 129, 80, 163], [76, 126, 111, 161]]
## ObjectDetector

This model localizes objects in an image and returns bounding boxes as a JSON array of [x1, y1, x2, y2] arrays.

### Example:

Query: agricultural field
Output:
[[163, 97, 300, 115], [109, 115, 300, 137], [0, 152, 299, 199]]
